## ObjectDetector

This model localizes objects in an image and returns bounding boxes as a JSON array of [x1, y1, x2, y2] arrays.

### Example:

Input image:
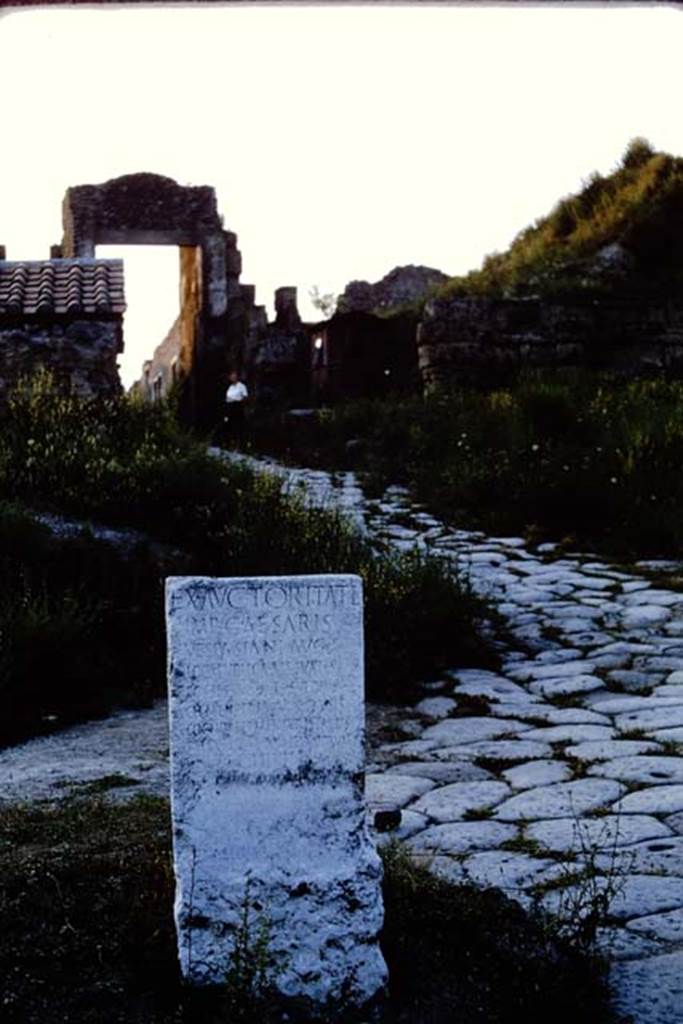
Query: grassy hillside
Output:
[[438, 138, 683, 300]]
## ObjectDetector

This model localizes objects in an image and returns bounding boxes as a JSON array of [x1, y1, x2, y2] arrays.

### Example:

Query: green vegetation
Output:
[[0, 799, 621, 1023], [437, 138, 683, 299], [0, 373, 496, 744], [255, 371, 683, 558]]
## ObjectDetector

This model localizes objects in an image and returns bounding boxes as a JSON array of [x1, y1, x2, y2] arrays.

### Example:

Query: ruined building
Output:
[[0, 255, 125, 403]]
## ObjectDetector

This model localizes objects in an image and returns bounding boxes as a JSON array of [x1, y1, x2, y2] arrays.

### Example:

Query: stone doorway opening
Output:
[[97, 245, 181, 391]]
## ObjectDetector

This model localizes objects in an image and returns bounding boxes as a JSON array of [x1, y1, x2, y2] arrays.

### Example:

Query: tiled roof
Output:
[[0, 259, 125, 317]]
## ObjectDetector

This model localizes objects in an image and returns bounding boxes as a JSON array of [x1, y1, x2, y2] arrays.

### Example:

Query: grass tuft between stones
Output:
[[0, 797, 623, 1024]]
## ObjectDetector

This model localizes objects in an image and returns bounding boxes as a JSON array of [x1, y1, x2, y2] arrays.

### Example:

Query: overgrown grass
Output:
[[0, 374, 496, 743], [436, 138, 683, 300], [253, 371, 683, 558], [0, 799, 621, 1023]]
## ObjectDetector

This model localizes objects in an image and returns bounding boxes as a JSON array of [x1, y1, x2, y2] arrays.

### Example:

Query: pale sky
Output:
[[1, 4, 682, 386]]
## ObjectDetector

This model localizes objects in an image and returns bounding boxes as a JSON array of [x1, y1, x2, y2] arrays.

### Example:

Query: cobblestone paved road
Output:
[[230, 453, 683, 1024], [2, 452, 683, 1022]]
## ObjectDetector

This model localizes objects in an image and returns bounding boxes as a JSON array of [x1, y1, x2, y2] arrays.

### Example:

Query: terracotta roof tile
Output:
[[0, 259, 125, 317]]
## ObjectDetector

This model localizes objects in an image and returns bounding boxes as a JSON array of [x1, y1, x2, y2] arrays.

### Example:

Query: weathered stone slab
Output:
[[166, 575, 386, 1014], [493, 778, 623, 821], [526, 815, 672, 854]]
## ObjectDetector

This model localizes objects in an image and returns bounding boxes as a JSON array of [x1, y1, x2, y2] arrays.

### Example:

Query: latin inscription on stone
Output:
[[166, 574, 387, 1016]]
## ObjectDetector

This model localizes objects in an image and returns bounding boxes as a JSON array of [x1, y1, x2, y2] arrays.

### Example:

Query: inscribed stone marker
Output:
[[166, 574, 387, 1016]]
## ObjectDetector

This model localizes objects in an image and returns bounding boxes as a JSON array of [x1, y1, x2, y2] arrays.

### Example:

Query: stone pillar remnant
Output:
[[166, 574, 387, 1019]]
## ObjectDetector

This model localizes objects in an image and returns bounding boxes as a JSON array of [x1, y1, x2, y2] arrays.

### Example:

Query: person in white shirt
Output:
[[223, 370, 249, 447]]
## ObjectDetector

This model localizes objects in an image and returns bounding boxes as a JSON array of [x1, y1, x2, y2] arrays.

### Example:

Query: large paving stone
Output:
[[528, 675, 605, 698], [627, 907, 683, 944], [594, 641, 658, 657], [386, 761, 493, 783], [620, 605, 672, 628], [591, 695, 683, 715], [595, 927, 664, 962], [521, 724, 616, 744], [487, 699, 548, 719], [494, 778, 624, 821], [457, 850, 568, 891], [597, 835, 683, 875], [650, 727, 683, 743], [565, 739, 661, 762], [518, 706, 611, 726], [406, 820, 516, 855], [616, 786, 683, 816], [450, 677, 530, 702], [509, 659, 599, 682], [607, 670, 664, 693], [378, 739, 440, 759], [365, 773, 436, 808], [421, 717, 526, 746], [622, 591, 683, 608], [654, 684, 683, 699], [414, 696, 457, 718], [433, 739, 554, 762], [610, 950, 683, 1024], [502, 760, 573, 790], [526, 814, 672, 854], [615, 706, 683, 733], [589, 756, 683, 786], [633, 657, 683, 675], [532, 648, 585, 665], [543, 874, 683, 922], [411, 781, 511, 823], [666, 810, 683, 835]]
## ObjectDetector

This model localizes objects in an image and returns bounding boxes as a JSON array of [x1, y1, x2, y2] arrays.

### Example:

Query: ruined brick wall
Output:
[[417, 294, 683, 390], [0, 318, 122, 404]]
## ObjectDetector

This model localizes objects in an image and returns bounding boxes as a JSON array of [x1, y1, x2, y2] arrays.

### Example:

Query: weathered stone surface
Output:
[[406, 821, 516, 855], [502, 760, 573, 790], [528, 675, 605, 697], [609, 875, 683, 920], [420, 717, 525, 745], [521, 724, 616, 744], [337, 265, 449, 315], [621, 605, 672, 629], [365, 772, 435, 808], [166, 575, 386, 1012], [665, 811, 683, 835], [588, 756, 683, 786], [494, 778, 623, 821], [414, 696, 457, 718], [435, 739, 553, 762], [371, 809, 429, 846], [526, 815, 672, 854], [385, 761, 492, 783], [616, 706, 683, 733], [616, 786, 683, 816], [411, 781, 511, 823], [564, 740, 661, 762], [0, 316, 122, 405], [456, 850, 567, 891], [627, 907, 683, 944], [611, 949, 683, 1024], [417, 293, 683, 395], [599, 836, 683, 876], [595, 927, 664, 962]]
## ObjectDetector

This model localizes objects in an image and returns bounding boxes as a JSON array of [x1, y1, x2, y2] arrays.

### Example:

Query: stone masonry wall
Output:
[[417, 294, 683, 390], [0, 319, 122, 404]]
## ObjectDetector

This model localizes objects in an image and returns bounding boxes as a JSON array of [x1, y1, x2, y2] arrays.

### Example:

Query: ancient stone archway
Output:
[[59, 173, 245, 427]]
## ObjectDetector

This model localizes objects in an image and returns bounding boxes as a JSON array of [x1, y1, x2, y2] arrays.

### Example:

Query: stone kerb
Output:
[[166, 574, 387, 1018]]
